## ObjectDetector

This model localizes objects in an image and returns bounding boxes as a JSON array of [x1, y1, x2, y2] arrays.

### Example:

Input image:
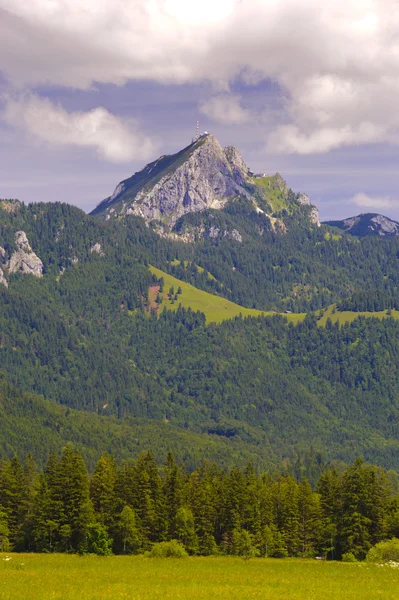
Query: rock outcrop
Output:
[[224, 145, 250, 185], [8, 231, 44, 277], [309, 206, 320, 227], [0, 267, 7, 288], [90, 243, 105, 256]]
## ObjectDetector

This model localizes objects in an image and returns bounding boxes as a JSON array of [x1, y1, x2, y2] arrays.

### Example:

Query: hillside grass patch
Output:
[[150, 268, 399, 328], [149, 266, 305, 324], [317, 305, 399, 326]]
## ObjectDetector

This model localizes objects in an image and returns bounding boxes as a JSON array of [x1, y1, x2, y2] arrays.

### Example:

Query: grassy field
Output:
[[317, 304, 399, 326], [149, 266, 305, 325], [1, 554, 398, 600]]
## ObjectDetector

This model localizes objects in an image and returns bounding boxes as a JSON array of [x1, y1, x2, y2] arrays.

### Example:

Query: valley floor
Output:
[[0, 554, 397, 600]]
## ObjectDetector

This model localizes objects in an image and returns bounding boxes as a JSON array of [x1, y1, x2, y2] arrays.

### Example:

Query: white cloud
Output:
[[200, 95, 250, 125], [351, 192, 399, 210], [268, 123, 385, 155], [2, 95, 156, 163], [1, 0, 399, 154]]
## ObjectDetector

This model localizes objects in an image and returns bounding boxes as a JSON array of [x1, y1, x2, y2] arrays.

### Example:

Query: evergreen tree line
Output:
[[1, 446, 399, 560]]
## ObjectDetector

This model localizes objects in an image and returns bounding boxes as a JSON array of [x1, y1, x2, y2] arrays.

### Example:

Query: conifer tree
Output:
[[274, 475, 300, 556], [298, 478, 322, 557], [340, 458, 373, 559], [132, 452, 167, 545], [317, 467, 341, 559], [90, 453, 119, 531], [187, 465, 218, 555], [163, 452, 186, 538]]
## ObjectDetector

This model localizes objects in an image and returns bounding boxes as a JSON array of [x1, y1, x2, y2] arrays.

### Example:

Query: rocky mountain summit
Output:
[[324, 213, 399, 237], [92, 134, 320, 237]]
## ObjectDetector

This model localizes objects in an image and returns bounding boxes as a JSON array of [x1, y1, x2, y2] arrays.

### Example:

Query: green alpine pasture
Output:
[[1, 554, 398, 600], [317, 304, 399, 326], [151, 266, 399, 328], [150, 265, 305, 324]]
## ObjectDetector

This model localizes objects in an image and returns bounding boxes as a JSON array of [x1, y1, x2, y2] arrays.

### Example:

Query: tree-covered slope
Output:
[[159, 205, 399, 312], [2, 200, 399, 470]]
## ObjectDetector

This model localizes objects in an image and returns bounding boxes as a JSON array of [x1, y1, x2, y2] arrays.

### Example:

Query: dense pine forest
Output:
[[0, 447, 398, 561]]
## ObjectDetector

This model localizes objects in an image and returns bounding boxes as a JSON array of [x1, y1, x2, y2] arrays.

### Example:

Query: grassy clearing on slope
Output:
[[317, 305, 399, 326], [1, 554, 398, 600], [150, 267, 399, 328], [324, 232, 342, 241], [150, 266, 305, 325], [251, 177, 288, 212]]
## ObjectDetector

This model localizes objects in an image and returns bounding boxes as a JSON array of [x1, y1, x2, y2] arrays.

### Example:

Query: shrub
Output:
[[146, 540, 188, 558], [84, 523, 113, 556], [342, 552, 357, 562], [366, 538, 399, 563]]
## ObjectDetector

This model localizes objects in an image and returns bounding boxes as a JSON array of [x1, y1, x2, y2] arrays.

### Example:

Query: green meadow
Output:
[[150, 266, 399, 328], [317, 304, 399, 326], [1, 554, 398, 600], [149, 266, 305, 324]]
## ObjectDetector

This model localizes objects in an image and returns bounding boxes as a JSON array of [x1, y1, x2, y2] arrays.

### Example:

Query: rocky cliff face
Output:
[[95, 135, 252, 226], [324, 213, 399, 237], [8, 231, 44, 277], [92, 134, 319, 235]]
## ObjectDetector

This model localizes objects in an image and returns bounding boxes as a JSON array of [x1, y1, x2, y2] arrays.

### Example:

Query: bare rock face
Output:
[[0, 267, 8, 288], [309, 206, 320, 227], [90, 243, 105, 256], [297, 193, 310, 206], [369, 214, 399, 235], [96, 135, 252, 227], [8, 231, 44, 277], [128, 136, 251, 225], [223, 145, 250, 186]]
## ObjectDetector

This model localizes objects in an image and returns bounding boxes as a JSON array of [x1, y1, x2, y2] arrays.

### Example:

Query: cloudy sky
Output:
[[1, 0, 399, 220]]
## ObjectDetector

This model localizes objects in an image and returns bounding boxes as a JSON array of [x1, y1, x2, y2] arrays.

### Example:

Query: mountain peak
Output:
[[92, 134, 252, 225], [91, 135, 319, 233]]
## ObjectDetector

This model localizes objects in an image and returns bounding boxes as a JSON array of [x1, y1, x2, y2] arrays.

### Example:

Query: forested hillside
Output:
[[2, 200, 399, 472]]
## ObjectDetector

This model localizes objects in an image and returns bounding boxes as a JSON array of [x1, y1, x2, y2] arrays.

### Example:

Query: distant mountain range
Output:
[[324, 213, 399, 237]]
